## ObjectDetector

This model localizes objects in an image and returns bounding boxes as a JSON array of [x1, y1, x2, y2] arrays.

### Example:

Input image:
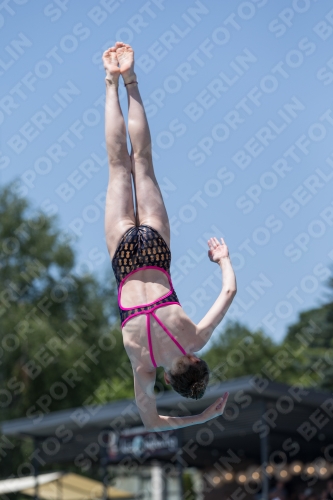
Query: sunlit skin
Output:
[[103, 43, 236, 431]]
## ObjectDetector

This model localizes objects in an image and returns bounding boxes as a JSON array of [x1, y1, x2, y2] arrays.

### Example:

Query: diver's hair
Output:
[[168, 359, 209, 400]]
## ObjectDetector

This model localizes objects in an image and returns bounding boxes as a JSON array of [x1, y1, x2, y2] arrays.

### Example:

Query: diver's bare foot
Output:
[[102, 47, 120, 85], [115, 42, 136, 85]]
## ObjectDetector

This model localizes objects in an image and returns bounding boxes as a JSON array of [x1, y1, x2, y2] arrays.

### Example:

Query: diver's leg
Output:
[[116, 42, 170, 247], [103, 46, 135, 259]]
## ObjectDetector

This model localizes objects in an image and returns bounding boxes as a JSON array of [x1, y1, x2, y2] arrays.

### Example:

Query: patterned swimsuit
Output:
[[111, 225, 187, 368]]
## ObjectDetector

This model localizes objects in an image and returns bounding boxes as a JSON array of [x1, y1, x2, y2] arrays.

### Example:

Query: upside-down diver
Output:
[[103, 42, 237, 432]]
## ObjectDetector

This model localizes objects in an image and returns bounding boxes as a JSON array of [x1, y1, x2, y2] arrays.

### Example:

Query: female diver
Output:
[[103, 42, 237, 432]]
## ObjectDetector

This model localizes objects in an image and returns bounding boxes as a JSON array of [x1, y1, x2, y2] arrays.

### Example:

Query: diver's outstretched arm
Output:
[[133, 364, 229, 431], [196, 238, 237, 349]]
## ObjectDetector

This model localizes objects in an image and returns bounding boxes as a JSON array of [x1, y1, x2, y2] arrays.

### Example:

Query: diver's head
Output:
[[164, 354, 209, 399]]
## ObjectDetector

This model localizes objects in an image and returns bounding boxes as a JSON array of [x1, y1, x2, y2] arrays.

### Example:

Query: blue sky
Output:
[[2, 0, 333, 346]]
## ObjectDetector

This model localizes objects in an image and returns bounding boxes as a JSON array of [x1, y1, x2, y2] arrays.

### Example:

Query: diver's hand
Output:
[[201, 392, 229, 422], [208, 237, 229, 263]]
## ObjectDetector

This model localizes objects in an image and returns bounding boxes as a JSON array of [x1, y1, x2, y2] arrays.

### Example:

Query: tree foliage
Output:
[[202, 321, 279, 383], [0, 185, 135, 419], [202, 294, 333, 390], [0, 184, 133, 477], [282, 303, 333, 390]]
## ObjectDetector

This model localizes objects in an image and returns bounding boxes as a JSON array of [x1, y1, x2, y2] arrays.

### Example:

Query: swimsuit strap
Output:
[[146, 313, 157, 368], [147, 306, 187, 368]]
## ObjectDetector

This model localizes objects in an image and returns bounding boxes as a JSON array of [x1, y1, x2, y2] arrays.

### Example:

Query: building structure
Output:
[[2, 376, 333, 500]]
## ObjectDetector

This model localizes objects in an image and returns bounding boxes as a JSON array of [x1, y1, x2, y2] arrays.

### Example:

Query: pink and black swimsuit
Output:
[[111, 225, 187, 368]]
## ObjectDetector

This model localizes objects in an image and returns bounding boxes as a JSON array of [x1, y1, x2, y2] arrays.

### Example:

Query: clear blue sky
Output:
[[2, 0, 333, 346]]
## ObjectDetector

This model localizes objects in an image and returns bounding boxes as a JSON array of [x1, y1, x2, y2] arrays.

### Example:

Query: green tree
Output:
[[0, 184, 133, 477], [183, 471, 196, 500], [283, 306, 331, 348], [282, 302, 333, 390], [203, 321, 281, 383]]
